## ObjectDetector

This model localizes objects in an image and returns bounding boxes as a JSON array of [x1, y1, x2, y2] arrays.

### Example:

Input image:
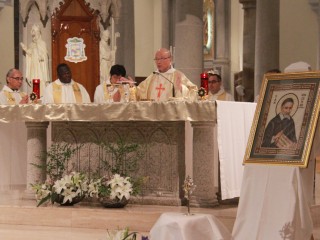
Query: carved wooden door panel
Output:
[[51, 0, 100, 101]]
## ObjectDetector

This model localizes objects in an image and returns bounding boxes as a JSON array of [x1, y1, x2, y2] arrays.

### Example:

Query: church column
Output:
[[254, 0, 280, 97], [115, 1, 135, 77], [190, 121, 218, 208], [213, 0, 231, 90], [239, 0, 256, 102], [173, 0, 203, 85], [309, 0, 320, 69], [24, 122, 49, 199]]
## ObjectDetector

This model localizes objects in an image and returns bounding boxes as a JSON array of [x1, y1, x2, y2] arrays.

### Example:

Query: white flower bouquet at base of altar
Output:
[[32, 171, 100, 206], [98, 174, 134, 207]]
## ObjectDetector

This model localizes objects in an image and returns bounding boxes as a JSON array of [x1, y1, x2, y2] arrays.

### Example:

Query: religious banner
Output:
[[244, 71, 320, 167], [64, 37, 87, 63]]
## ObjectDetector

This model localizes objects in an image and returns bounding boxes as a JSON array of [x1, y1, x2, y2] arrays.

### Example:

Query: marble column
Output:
[[115, 0, 135, 77], [309, 0, 320, 70], [239, 0, 256, 102], [213, 0, 231, 90], [24, 121, 49, 199], [190, 121, 218, 207], [254, 0, 280, 97], [173, 0, 203, 85]]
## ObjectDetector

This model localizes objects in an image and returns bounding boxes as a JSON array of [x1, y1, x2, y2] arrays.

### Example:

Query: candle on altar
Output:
[[32, 79, 40, 99], [200, 73, 208, 93]]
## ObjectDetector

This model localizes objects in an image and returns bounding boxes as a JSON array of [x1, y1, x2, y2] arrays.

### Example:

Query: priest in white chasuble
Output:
[[0, 68, 29, 104], [136, 48, 197, 101], [43, 63, 91, 104], [207, 71, 234, 101], [94, 64, 132, 103]]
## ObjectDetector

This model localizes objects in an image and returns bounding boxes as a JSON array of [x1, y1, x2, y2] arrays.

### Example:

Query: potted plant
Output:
[[31, 143, 100, 206], [97, 138, 146, 208]]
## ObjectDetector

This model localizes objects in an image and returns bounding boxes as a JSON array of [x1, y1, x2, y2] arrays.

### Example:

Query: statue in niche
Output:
[[100, 29, 120, 83], [20, 24, 50, 97]]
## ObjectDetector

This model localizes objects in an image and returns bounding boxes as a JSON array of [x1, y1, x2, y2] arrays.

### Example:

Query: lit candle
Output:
[[32, 79, 40, 99], [200, 73, 208, 93]]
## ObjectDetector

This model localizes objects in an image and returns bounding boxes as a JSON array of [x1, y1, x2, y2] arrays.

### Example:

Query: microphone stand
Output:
[[153, 72, 175, 98]]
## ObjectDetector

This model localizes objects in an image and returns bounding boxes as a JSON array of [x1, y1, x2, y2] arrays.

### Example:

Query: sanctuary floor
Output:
[[0, 190, 238, 240], [1, 191, 320, 239], [2, 164, 320, 240]]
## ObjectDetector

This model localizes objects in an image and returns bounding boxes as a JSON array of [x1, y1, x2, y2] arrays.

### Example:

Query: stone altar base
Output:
[[52, 121, 187, 206]]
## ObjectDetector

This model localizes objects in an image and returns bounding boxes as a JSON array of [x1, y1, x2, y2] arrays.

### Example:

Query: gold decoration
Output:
[[29, 92, 37, 102], [183, 175, 196, 215], [198, 87, 207, 100]]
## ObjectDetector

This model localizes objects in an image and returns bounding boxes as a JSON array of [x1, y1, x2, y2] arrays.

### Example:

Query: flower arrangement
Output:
[[99, 174, 133, 201], [31, 142, 99, 206], [105, 227, 137, 240], [32, 171, 100, 206], [97, 138, 146, 207], [104, 227, 149, 240]]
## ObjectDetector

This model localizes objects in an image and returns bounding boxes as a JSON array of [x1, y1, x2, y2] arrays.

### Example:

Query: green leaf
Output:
[[36, 194, 52, 207]]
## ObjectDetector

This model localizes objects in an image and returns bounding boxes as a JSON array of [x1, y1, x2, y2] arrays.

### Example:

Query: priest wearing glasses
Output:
[[136, 48, 197, 101], [0, 68, 29, 104], [206, 71, 234, 101]]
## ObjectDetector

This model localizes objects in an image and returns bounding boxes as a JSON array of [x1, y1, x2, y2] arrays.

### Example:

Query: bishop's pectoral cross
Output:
[[156, 83, 165, 98]]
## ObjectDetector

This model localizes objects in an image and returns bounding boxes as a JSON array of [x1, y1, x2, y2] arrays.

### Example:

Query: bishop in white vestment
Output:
[[137, 48, 197, 101]]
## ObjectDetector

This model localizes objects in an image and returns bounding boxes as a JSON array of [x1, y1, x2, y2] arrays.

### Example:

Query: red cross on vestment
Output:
[[156, 83, 165, 98]]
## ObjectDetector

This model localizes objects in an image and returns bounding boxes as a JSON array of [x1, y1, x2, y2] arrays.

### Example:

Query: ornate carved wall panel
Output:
[[52, 121, 186, 206], [51, 0, 100, 101]]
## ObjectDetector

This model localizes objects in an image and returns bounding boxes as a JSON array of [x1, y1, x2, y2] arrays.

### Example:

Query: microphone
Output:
[[153, 72, 175, 97]]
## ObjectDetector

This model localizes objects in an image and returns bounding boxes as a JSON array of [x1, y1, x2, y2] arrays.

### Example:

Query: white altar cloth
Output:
[[0, 101, 215, 123], [232, 165, 314, 240], [216, 101, 256, 200], [215, 101, 316, 239], [150, 212, 232, 240], [228, 101, 320, 239]]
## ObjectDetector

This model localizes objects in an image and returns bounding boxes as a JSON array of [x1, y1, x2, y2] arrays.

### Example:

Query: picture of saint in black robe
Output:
[[262, 98, 297, 148]]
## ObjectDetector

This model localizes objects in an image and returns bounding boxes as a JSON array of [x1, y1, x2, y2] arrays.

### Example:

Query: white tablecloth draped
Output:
[[150, 212, 232, 240], [216, 101, 256, 200], [225, 103, 320, 240], [232, 165, 314, 240]]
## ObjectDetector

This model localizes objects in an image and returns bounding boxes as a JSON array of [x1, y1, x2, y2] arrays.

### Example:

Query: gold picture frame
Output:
[[244, 71, 320, 167]]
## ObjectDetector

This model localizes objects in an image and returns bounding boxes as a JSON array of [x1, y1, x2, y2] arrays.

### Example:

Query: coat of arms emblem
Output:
[[64, 37, 87, 63]]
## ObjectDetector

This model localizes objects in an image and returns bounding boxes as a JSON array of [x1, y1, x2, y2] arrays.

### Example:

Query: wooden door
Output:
[[51, 0, 100, 101]]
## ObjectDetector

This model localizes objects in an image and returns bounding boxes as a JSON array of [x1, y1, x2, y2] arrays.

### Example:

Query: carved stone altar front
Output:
[[52, 121, 186, 205], [0, 101, 218, 207]]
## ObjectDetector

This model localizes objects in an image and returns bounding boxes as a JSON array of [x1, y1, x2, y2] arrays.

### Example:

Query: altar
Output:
[[0, 101, 218, 207]]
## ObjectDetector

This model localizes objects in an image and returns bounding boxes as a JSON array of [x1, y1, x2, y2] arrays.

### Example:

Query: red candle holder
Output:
[[32, 79, 40, 99], [200, 73, 208, 94]]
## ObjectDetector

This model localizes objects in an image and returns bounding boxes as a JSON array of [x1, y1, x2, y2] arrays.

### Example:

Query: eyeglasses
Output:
[[10, 77, 24, 81], [208, 80, 220, 84], [153, 57, 170, 62]]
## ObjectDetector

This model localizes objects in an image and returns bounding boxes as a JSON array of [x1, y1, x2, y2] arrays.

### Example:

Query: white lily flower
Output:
[[53, 179, 67, 194], [62, 188, 77, 204]]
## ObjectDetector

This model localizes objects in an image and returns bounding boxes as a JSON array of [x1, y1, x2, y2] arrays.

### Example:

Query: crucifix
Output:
[[156, 83, 165, 98]]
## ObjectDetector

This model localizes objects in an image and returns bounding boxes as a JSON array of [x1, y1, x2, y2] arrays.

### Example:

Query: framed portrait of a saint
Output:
[[244, 71, 320, 167]]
